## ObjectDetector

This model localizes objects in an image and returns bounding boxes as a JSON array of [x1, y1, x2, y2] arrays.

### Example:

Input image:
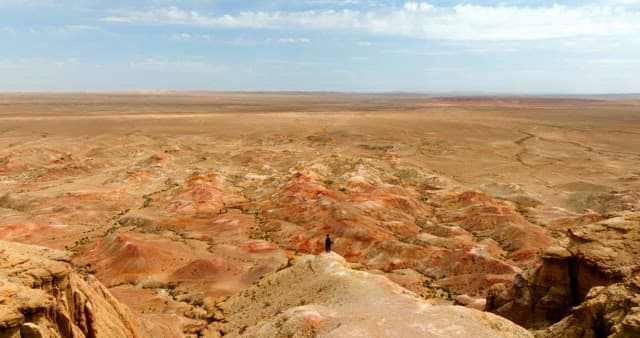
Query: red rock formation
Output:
[[259, 172, 428, 268], [435, 190, 552, 267]]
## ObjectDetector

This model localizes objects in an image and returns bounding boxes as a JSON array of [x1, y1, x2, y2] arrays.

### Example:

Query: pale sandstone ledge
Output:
[[207, 253, 532, 338], [486, 211, 640, 337], [0, 240, 180, 338], [1, 239, 532, 338]]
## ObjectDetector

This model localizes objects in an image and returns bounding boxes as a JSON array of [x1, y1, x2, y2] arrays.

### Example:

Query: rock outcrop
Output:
[[540, 283, 640, 337], [486, 211, 640, 336], [0, 240, 179, 338], [207, 253, 532, 338]]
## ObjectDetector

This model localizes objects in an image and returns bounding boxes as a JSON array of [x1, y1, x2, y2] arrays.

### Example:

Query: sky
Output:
[[1, 0, 639, 93]]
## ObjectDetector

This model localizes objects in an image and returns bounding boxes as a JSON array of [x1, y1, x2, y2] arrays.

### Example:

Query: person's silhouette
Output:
[[325, 234, 332, 253]]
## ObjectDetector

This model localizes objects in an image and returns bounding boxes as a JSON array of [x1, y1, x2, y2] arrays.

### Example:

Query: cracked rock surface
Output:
[[0, 239, 181, 337], [486, 212, 640, 337]]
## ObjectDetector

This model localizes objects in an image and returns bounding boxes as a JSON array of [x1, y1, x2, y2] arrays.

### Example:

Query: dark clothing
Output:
[[325, 236, 332, 253]]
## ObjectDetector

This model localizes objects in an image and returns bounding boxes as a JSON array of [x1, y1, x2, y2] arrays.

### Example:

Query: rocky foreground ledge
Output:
[[486, 211, 640, 337], [0, 240, 179, 338], [1, 239, 531, 338], [205, 253, 531, 337]]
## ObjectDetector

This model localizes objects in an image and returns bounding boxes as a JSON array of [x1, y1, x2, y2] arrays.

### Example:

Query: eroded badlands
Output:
[[1, 93, 638, 337]]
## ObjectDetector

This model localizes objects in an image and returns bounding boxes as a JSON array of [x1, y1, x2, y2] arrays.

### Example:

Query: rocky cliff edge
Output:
[[0, 240, 180, 338], [205, 252, 532, 337]]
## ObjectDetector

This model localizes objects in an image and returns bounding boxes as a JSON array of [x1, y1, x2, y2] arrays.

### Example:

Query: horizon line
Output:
[[0, 90, 639, 97]]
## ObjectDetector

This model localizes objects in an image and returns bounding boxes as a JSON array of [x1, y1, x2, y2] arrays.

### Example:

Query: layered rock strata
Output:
[[486, 212, 640, 337], [0, 240, 179, 338]]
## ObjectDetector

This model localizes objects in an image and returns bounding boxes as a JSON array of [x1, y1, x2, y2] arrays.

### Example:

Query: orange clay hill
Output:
[[1, 93, 639, 337]]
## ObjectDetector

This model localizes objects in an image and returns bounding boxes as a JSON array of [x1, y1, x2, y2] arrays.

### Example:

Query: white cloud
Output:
[[0, 57, 232, 91], [128, 58, 226, 73], [0, 57, 82, 69], [585, 58, 640, 65], [331, 68, 356, 77], [307, 0, 361, 5], [171, 32, 192, 41], [170, 32, 212, 41], [101, 4, 640, 41], [424, 67, 462, 72], [419, 3, 433, 11], [385, 45, 517, 56], [275, 37, 310, 44], [23, 25, 96, 36], [403, 2, 433, 12], [606, 0, 640, 5], [562, 37, 624, 52], [404, 2, 418, 12], [0, 0, 57, 7], [259, 59, 317, 66], [385, 48, 455, 56], [62, 25, 96, 32], [463, 47, 518, 53]]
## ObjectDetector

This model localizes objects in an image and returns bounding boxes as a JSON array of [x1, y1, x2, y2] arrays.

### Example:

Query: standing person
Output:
[[325, 234, 332, 253]]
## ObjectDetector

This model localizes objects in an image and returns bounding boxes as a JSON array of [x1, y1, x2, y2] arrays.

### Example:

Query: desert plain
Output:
[[1, 93, 639, 337]]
